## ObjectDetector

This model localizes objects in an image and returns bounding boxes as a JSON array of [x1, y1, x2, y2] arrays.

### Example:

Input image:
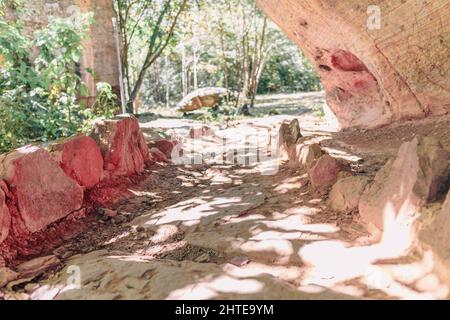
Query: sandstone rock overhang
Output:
[[257, 0, 450, 129]]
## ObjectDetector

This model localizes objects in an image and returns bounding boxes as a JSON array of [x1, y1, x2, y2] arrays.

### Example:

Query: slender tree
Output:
[[115, 0, 188, 113]]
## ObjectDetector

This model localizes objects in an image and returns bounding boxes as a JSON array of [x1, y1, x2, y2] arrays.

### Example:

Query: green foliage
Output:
[[0, 10, 106, 153], [258, 40, 322, 93], [138, 0, 322, 110]]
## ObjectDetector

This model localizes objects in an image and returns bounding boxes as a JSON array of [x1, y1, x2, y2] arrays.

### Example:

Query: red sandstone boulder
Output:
[[51, 135, 104, 189], [329, 175, 371, 212], [257, 1, 450, 129], [0, 180, 11, 244], [278, 119, 302, 160], [0, 146, 84, 233], [308, 154, 350, 189], [359, 136, 450, 231], [418, 191, 450, 286], [90, 115, 150, 177], [150, 147, 168, 163]]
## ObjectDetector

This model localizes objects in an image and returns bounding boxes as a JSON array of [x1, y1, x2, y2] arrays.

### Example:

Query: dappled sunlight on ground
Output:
[[21, 93, 448, 300]]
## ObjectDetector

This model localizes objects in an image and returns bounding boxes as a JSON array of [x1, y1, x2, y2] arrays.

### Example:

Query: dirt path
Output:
[[3, 94, 449, 300]]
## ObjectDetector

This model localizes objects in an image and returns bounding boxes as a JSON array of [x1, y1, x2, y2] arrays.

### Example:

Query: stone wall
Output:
[[257, 0, 450, 129], [0, 115, 163, 262]]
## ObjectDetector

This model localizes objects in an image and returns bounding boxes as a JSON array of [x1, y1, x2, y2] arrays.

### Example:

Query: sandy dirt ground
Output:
[[2, 93, 450, 300]]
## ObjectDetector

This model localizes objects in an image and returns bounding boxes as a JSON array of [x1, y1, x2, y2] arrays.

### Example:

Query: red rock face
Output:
[[90, 115, 150, 177], [0, 181, 11, 244], [257, 0, 450, 129], [331, 50, 368, 72], [0, 146, 84, 233], [51, 135, 104, 189]]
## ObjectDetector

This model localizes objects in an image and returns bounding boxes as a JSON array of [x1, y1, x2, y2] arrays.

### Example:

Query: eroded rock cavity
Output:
[[257, 0, 450, 129]]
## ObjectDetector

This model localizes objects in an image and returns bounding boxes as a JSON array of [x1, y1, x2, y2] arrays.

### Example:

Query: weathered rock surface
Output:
[[148, 139, 178, 160], [177, 87, 228, 112], [291, 143, 324, 170], [51, 134, 104, 189], [257, 0, 450, 129], [308, 155, 349, 189], [0, 267, 18, 288], [0, 181, 11, 244], [419, 191, 450, 286], [329, 176, 371, 212], [359, 136, 450, 230], [90, 115, 150, 177], [0, 146, 84, 233], [16, 255, 61, 279], [278, 119, 302, 160], [150, 148, 168, 163]]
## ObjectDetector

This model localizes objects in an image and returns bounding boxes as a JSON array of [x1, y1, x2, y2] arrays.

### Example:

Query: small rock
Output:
[[329, 176, 371, 212], [0, 267, 19, 288], [137, 232, 148, 240], [30, 285, 61, 300], [100, 208, 117, 218], [16, 255, 61, 279], [112, 215, 127, 224], [228, 256, 251, 267], [150, 147, 168, 162]]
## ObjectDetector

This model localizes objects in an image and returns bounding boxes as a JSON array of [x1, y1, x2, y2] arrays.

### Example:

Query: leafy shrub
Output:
[[79, 82, 120, 133], [0, 8, 106, 153]]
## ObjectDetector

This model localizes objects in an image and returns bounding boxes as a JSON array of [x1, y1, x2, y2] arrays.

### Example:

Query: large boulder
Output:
[[257, 0, 450, 129], [90, 115, 150, 177], [177, 87, 228, 112], [51, 134, 104, 189], [0, 180, 11, 243], [329, 176, 371, 212], [0, 146, 84, 233], [359, 136, 450, 230], [308, 154, 350, 189]]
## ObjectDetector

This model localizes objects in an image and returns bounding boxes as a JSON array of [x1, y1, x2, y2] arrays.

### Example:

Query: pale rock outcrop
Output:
[[0, 146, 84, 233], [257, 0, 450, 129], [51, 134, 104, 189], [329, 176, 371, 212], [90, 115, 150, 177], [359, 136, 450, 230]]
